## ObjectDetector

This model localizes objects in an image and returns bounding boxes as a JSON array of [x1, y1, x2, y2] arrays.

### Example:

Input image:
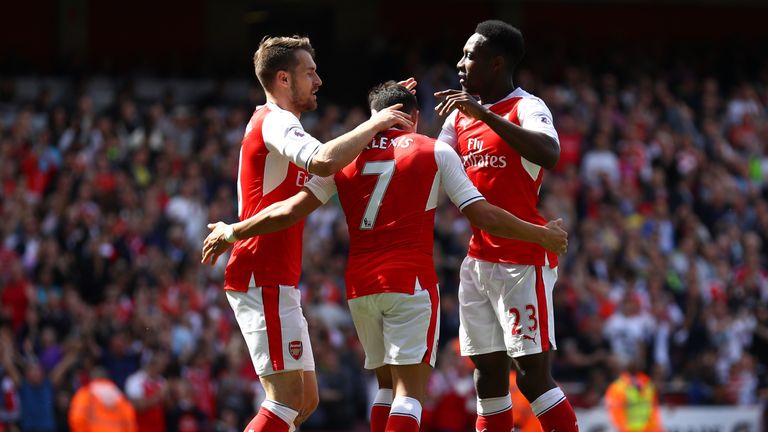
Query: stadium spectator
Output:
[[0, 322, 80, 432], [604, 359, 663, 432], [125, 351, 169, 432], [68, 367, 137, 432], [0, 326, 20, 432]]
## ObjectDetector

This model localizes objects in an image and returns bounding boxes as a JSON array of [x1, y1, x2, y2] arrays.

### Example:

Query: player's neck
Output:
[[478, 81, 516, 106], [265, 94, 302, 119]]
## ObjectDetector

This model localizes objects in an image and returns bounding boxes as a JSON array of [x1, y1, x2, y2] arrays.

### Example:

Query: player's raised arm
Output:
[[308, 103, 413, 176], [255, 36, 413, 178], [435, 140, 567, 254]]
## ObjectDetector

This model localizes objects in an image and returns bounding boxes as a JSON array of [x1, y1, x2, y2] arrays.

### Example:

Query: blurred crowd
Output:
[[1, 53, 768, 431]]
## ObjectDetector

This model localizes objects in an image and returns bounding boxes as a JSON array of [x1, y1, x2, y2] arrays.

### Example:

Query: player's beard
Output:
[[289, 83, 318, 112]]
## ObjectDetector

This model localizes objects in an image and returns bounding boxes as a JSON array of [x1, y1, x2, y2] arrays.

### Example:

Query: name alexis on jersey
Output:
[[366, 136, 412, 150], [463, 137, 507, 168]]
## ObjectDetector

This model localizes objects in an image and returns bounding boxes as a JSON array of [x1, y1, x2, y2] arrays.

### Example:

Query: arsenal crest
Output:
[[289, 341, 303, 360]]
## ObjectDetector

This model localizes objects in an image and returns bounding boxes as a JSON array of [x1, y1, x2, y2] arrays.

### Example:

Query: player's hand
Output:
[[397, 77, 417, 94], [202, 222, 233, 265], [434, 89, 489, 120], [369, 103, 413, 131], [542, 218, 568, 255]]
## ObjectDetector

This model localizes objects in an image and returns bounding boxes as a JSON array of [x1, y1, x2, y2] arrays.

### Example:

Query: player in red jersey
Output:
[[220, 36, 412, 432], [203, 83, 567, 432], [434, 20, 579, 432]]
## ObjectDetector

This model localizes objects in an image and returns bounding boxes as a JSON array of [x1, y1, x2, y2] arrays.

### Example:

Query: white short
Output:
[[348, 281, 440, 369], [226, 285, 315, 377], [458, 256, 557, 358]]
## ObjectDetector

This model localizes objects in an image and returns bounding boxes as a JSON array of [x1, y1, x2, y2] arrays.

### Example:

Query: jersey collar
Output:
[[264, 101, 301, 121], [481, 87, 527, 108]]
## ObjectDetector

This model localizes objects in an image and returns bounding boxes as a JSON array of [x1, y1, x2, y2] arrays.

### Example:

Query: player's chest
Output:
[[456, 126, 516, 172], [455, 115, 518, 159]]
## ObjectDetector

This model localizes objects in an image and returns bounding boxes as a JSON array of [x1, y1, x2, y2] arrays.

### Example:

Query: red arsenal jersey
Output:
[[306, 129, 483, 299], [438, 88, 560, 267], [225, 102, 322, 291]]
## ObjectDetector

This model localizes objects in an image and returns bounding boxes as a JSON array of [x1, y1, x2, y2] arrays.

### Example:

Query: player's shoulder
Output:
[[433, 138, 462, 167], [244, 103, 285, 137], [489, 88, 540, 108], [405, 131, 436, 144], [443, 109, 459, 127], [262, 102, 302, 129], [403, 131, 437, 153], [513, 88, 552, 112], [433, 138, 454, 153]]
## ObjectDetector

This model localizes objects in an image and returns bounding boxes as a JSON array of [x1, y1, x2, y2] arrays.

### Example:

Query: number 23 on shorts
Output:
[[508, 304, 538, 336]]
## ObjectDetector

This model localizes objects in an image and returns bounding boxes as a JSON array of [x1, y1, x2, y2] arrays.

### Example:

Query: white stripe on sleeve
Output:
[[434, 140, 484, 210], [262, 109, 324, 169], [516, 97, 560, 146], [436, 110, 459, 148]]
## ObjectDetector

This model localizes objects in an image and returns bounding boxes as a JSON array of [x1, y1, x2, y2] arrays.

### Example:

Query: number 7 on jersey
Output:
[[359, 160, 395, 230]]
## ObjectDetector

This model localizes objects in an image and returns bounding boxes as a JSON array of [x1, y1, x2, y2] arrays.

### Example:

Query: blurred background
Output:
[[1, 0, 767, 431]]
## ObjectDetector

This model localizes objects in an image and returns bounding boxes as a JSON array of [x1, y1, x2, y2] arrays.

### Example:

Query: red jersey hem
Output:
[[224, 279, 299, 292], [467, 251, 558, 268], [346, 284, 442, 300]]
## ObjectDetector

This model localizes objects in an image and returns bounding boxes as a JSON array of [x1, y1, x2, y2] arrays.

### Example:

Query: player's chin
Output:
[[303, 99, 318, 111]]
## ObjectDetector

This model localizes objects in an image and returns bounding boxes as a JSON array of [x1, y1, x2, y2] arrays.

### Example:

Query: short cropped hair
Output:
[[367, 81, 417, 113], [475, 20, 525, 69], [253, 35, 315, 91]]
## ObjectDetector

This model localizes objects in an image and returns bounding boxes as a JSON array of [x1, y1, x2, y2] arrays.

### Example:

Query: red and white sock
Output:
[[385, 396, 421, 432], [371, 389, 393, 432], [476, 394, 513, 432], [530, 388, 579, 432], [244, 400, 299, 432]]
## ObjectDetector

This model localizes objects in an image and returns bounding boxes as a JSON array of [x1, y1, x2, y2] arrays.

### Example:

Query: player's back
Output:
[[334, 129, 440, 298]]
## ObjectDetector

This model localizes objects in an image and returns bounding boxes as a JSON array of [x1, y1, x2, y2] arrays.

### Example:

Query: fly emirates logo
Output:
[[463, 137, 507, 168]]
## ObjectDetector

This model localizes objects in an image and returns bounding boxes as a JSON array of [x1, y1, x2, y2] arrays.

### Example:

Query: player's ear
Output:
[[493, 55, 505, 72], [411, 109, 420, 130], [276, 70, 290, 89]]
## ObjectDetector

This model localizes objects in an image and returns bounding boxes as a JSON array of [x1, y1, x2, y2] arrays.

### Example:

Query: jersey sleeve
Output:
[[303, 174, 337, 204], [262, 110, 324, 170], [516, 97, 560, 145], [436, 110, 459, 148], [434, 140, 485, 210]]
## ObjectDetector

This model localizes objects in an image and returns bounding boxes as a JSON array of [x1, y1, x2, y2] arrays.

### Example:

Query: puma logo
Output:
[[522, 333, 538, 344]]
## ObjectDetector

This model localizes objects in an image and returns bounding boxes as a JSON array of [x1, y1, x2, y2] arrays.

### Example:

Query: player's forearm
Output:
[[479, 110, 559, 168], [464, 202, 546, 244], [232, 201, 302, 239], [231, 192, 322, 239], [484, 207, 549, 243], [308, 121, 378, 176]]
